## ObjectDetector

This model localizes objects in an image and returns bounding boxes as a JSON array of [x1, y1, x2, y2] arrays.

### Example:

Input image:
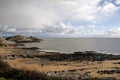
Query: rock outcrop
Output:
[[6, 35, 42, 43], [6, 35, 26, 43], [0, 36, 23, 47], [0, 37, 9, 47]]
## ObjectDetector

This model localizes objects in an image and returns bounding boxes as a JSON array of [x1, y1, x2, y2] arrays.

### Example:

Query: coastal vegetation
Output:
[[0, 60, 71, 80], [0, 60, 119, 80], [0, 35, 120, 80], [0, 49, 120, 80]]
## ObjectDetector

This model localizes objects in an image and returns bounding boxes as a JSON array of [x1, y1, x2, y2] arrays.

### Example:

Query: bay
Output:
[[24, 38, 120, 54]]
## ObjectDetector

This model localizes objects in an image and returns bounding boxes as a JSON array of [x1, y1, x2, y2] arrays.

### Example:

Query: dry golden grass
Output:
[[1, 47, 120, 79], [0, 47, 13, 55], [5, 58, 79, 72], [5, 58, 120, 79], [0, 47, 40, 55]]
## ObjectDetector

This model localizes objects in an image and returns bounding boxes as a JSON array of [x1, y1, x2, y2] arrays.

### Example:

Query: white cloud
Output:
[[0, 0, 119, 27], [0, 0, 120, 37], [40, 22, 84, 34], [115, 0, 120, 5], [87, 25, 96, 28], [108, 27, 120, 34], [39, 23, 101, 37], [58, 0, 101, 22], [104, 27, 120, 37], [1, 22, 96, 36], [101, 1, 119, 14]]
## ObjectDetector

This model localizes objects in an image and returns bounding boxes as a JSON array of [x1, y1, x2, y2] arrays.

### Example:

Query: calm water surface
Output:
[[25, 38, 120, 54]]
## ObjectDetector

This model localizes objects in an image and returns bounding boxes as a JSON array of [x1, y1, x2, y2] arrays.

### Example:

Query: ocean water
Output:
[[24, 38, 120, 54]]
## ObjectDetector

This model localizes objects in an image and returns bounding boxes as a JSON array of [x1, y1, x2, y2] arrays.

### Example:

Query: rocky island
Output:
[[0, 35, 120, 80], [6, 35, 43, 43]]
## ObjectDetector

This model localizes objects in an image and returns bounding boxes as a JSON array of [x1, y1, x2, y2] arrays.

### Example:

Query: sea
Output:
[[24, 38, 120, 54]]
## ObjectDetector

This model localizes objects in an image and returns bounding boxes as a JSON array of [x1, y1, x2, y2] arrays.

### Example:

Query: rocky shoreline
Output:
[[1, 46, 120, 62], [0, 47, 120, 80], [0, 35, 120, 80], [36, 51, 120, 61]]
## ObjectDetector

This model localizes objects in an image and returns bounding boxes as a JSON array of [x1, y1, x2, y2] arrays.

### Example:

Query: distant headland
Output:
[[0, 35, 43, 47]]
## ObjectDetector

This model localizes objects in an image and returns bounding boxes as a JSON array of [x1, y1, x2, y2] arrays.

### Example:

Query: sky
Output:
[[0, 0, 120, 37]]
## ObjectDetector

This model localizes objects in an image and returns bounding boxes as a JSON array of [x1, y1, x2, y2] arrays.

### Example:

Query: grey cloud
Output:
[[0, 24, 38, 34], [0, 0, 118, 27], [40, 23, 83, 34], [0, 22, 83, 35], [0, 0, 58, 27]]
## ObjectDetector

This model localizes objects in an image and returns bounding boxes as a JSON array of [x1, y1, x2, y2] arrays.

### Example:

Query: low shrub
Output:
[[0, 77, 6, 80]]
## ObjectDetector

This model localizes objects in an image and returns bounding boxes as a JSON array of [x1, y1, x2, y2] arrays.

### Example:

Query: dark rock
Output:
[[36, 51, 120, 61], [98, 70, 120, 74], [21, 47, 39, 50]]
